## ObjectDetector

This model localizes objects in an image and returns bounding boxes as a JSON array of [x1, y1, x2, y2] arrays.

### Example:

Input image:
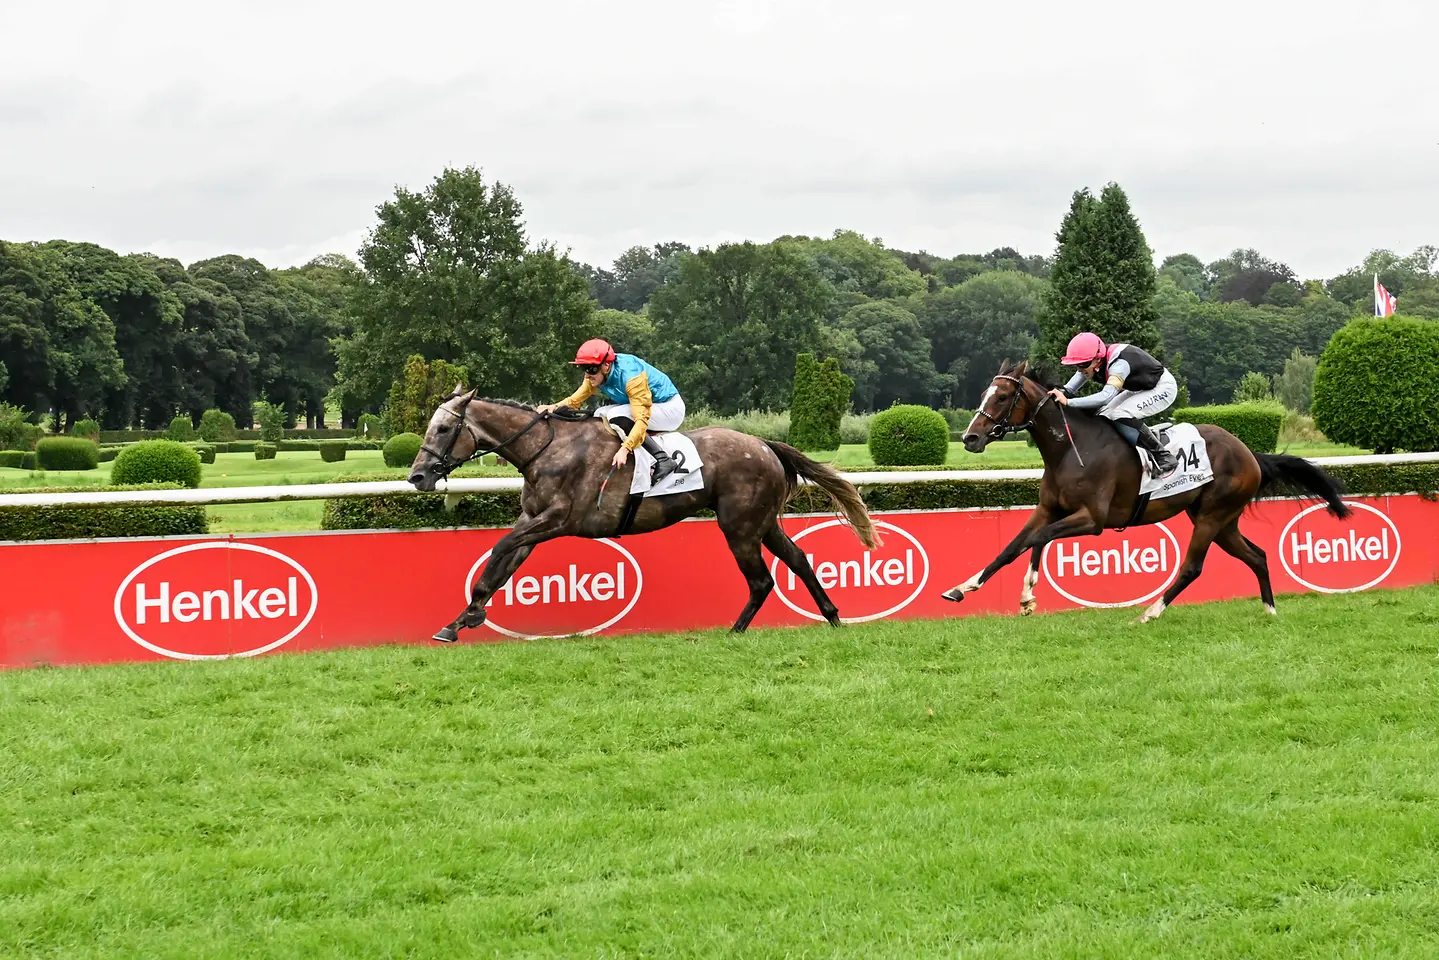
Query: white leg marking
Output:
[[1020, 566, 1039, 615], [1137, 598, 1167, 623], [1265, 603, 1277, 615]]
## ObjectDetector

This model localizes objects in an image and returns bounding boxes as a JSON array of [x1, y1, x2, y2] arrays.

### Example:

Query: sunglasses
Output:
[[581, 364, 603, 375]]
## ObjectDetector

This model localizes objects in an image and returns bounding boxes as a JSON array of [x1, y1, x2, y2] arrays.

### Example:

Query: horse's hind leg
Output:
[[764, 525, 841, 627], [1019, 544, 1042, 616], [1137, 511, 1227, 624], [1214, 521, 1276, 614], [724, 530, 775, 633]]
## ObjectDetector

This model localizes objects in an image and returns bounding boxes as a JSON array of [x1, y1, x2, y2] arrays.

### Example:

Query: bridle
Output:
[[973, 374, 1053, 441], [421, 394, 556, 479]]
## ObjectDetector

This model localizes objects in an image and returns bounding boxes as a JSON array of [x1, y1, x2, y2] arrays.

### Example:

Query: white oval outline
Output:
[[112, 542, 319, 661], [1277, 500, 1402, 594], [464, 538, 644, 639], [770, 519, 931, 624], [1041, 522, 1182, 609]]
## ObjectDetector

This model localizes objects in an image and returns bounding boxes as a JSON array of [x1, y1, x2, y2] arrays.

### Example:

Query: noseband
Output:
[[973, 374, 1052, 441], [421, 395, 556, 479]]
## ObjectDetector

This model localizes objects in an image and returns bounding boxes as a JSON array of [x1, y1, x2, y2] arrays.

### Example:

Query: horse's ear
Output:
[[452, 382, 465, 395], [1014, 359, 1028, 377], [999, 357, 1012, 374]]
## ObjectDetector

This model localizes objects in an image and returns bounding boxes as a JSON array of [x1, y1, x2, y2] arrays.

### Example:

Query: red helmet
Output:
[[571, 338, 615, 366], [1061, 331, 1106, 365]]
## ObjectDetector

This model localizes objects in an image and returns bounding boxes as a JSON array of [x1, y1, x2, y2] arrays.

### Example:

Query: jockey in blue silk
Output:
[[1048, 331, 1180, 478], [538, 338, 686, 484]]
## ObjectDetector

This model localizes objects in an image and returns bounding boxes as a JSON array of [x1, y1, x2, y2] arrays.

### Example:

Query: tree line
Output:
[[3, 164, 1435, 434]]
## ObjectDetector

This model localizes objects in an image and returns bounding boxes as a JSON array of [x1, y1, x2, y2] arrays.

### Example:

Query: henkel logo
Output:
[[113, 542, 319, 660], [466, 538, 643, 639], [1042, 523, 1181, 608], [1279, 501, 1401, 593], [771, 519, 930, 623]]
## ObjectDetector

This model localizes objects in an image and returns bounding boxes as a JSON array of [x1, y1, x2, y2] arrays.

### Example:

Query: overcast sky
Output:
[[2, 0, 1434, 281]]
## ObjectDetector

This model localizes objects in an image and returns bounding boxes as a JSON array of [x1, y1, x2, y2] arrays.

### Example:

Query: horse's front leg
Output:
[[942, 506, 1055, 603], [433, 510, 568, 642]]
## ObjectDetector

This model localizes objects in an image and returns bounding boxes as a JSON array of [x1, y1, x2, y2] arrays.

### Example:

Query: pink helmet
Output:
[[1061, 331, 1105, 365]]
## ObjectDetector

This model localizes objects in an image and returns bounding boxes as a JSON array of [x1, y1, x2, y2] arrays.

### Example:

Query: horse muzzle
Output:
[[963, 433, 987, 454]]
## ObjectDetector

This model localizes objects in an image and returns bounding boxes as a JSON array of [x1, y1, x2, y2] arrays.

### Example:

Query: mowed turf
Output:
[[3, 588, 1439, 958]]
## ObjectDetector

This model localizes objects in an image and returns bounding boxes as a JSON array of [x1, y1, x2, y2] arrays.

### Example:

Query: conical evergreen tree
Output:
[[1032, 182, 1162, 379]]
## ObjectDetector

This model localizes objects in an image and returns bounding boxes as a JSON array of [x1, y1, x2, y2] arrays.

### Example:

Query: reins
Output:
[[975, 373, 1084, 465], [422, 395, 557, 479]]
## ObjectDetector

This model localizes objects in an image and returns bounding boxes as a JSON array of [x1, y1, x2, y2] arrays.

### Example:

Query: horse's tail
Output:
[[765, 441, 882, 548], [1254, 452, 1352, 519]]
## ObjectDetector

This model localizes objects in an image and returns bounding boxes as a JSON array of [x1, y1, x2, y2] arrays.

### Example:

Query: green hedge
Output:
[[319, 461, 1439, 532], [255, 442, 277, 460], [21, 452, 36, 470], [1171, 402, 1284, 453], [320, 440, 347, 463], [192, 443, 217, 464], [382, 433, 423, 468], [0, 483, 209, 542], [36, 437, 100, 471], [868, 405, 950, 466], [71, 419, 101, 443], [0, 451, 25, 468], [198, 410, 239, 443], [111, 440, 203, 489], [1312, 316, 1439, 454], [167, 416, 196, 441]]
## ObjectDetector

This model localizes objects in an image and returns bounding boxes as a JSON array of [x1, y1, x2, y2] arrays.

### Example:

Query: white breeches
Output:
[[596, 395, 687, 432], [1099, 371, 1178, 421]]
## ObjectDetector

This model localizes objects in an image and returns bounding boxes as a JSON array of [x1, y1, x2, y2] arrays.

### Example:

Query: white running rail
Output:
[[1, 452, 1437, 509]]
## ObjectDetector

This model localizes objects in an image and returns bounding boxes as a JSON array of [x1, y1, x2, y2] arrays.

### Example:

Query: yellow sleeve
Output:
[[620, 373, 653, 450], [559, 378, 596, 409], [1105, 373, 1125, 390]]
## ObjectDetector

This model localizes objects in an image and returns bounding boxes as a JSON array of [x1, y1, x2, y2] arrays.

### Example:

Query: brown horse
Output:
[[940, 359, 1352, 621], [408, 388, 881, 641]]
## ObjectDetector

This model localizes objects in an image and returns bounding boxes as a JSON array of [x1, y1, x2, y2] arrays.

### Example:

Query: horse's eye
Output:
[[438, 423, 451, 433]]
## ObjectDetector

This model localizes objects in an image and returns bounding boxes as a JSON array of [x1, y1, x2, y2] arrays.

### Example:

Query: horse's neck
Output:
[[470, 402, 550, 474], [1028, 391, 1113, 467]]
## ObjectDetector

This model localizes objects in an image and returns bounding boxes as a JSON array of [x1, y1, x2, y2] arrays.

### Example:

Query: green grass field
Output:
[[3, 587, 1439, 958]]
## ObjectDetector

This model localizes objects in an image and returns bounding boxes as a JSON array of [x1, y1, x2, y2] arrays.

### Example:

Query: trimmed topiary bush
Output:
[[110, 440, 203, 489], [71, 419, 101, 443], [254, 442, 278, 460], [789, 353, 854, 452], [319, 440, 347, 463], [382, 432, 423, 468], [867, 405, 950, 466], [1312, 316, 1439, 453], [1171, 402, 1285, 454], [36, 437, 100, 471], [0, 451, 25, 468], [191, 443, 216, 464], [199, 409, 238, 443], [21, 452, 36, 470], [167, 415, 196, 441]]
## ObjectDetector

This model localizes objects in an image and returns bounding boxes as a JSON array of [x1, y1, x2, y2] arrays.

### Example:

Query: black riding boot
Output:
[[1123, 418, 1178, 477], [641, 435, 678, 484]]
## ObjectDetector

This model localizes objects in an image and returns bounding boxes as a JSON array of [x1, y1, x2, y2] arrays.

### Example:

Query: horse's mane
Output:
[[440, 391, 537, 412]]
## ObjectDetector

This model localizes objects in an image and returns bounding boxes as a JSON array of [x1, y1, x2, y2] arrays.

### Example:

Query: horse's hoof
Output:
[[941, 588, 965, 603], [1020, 602, 1036, 616], [432, 626, 459, 643]]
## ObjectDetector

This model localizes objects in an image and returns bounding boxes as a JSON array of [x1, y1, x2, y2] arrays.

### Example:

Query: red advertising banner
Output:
[[2, 496, 1435, 669]]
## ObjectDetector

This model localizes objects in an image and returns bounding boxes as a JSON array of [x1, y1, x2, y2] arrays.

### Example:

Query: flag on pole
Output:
[[1375, 274, 1398, 317]]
